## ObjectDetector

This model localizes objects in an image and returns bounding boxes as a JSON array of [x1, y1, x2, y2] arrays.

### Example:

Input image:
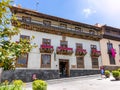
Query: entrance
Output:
[[59, 60, 69, 77]]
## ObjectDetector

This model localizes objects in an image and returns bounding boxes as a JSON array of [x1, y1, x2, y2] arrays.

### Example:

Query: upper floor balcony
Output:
[[40, 44, 54, 53], [56, 46, 73, 55], [12, 19, 102, 41], [75, 48, 87, 56]]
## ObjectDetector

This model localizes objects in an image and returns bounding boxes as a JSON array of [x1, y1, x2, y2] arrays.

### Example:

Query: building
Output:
[[100, 25, 120, 70], [1, 6, 102, 82]]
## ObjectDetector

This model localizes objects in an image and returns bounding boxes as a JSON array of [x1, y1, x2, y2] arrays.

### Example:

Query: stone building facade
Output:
[[1, 6, 102, 82]]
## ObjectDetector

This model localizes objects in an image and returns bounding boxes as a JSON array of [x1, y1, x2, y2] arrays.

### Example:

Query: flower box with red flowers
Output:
[[75, 48, 87, 56], [40, 44, 54, 53], [91, 49, 101, 57], [56, 46, 73, 55]]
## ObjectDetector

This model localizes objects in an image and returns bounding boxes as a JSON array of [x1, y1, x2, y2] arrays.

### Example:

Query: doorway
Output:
[[59, 60, 69, 77]]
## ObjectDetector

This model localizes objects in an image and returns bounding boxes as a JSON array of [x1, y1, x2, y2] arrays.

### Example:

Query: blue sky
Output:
[[13, 0, 120, 28]]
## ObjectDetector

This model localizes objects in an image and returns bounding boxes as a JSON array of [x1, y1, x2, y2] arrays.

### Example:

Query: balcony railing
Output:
[[12, 20, 102, 40], [56, 46, 73, 55], [40, 44, 54, 53], [91, 49, 101, 57], [75, 48, 87, 56]]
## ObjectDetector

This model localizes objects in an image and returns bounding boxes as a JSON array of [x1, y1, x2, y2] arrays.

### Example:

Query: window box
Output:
[[91, 49, 101, 57], [56, 46, 73, 55], [40, 44, 54, 53], [75, 48, 87, 56]]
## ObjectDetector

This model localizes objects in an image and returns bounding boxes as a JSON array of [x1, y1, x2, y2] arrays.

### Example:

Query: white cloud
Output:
[[83, 8, 96, 18], [87, 0, 120, 17]]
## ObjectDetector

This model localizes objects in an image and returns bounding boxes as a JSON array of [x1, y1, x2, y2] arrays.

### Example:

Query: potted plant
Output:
[[112, 70, 120, 80], [32, 80, 47, 90], [105, 70, 110, 78]]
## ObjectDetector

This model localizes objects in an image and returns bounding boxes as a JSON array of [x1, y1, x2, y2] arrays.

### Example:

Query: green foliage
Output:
[[105, 70, 110, 78], [0, 0, 37, 70], [118, 68, 120, 72], [0, 80, 24, 90], [112, 70, 120, 80], [32, 80, 47, 90]]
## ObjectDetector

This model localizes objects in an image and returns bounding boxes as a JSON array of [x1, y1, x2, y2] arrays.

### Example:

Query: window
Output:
[[60, 41, 68, 47], [16, 54, 28, 67], [77, 57, 84, 68], [43, 20, 51, 26], [92, 58, 99, 68], [60, 23, 67, 28], [42, 38, 51, 45], [41, 54, 51, 68], [107, 42, 115, 64], [106, 29, 110, 33], [75, 27, 82, 32], [76, 43, 82, 49], [91, 45, 97, 50], [22, 16, 31, 22], [89, 30, 95, 35], [20, 35, 30, 40]]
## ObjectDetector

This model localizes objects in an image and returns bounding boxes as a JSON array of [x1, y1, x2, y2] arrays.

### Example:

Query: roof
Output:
[[10, 6, 101, 31]]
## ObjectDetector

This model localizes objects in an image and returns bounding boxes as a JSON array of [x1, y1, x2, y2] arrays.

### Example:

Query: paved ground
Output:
[[26, 74, 120, 90]]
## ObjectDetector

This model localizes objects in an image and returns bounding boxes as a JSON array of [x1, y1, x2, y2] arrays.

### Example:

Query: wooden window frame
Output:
[[16, 54, 28, 68], [89, 30, 95, 35], [41, 54, 51, 68], [20, 35, 30, 40], [91, 45, 97, 50], [76, 43, 83, 49], [92, 58, 99, 68], [22, 16, 31, 22], [75, 27, 82, 32], [60, 40, 68, 48], [107, 42, 115, 65], [60, 23, 67, 28], [76, 57, 84, 68], [43, 20, 51, 26], [42, 38, 51, 45]]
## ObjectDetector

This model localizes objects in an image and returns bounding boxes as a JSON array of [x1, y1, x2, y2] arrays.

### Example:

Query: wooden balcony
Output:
[[56, 46, 73, 55], [75, 48, 87, 56], [91, 49, 101, 57], [40, 44, 54, 53], [12, 20, 102, 41]]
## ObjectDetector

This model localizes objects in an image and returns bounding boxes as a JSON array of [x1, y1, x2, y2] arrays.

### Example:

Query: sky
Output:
[[13, 0, 120, 28]]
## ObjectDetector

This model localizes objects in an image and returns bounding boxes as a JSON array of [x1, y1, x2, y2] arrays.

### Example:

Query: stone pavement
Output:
[[26, 74, 120, 90]]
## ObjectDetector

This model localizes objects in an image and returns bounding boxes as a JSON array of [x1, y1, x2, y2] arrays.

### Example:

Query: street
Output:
[[26, 74, 120, 90]]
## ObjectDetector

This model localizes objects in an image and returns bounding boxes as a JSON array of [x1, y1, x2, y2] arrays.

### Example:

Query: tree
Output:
[[0, 0, 37, 70]]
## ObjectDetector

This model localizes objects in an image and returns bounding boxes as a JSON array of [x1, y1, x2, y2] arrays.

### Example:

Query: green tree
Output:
[[0, 0, 37, 70]]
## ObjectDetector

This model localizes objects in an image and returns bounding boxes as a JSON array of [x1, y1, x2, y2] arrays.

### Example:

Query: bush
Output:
[[0, 80, 24, 90], [118, 68, 120, 72], [105, 70, 110, 78], [112, 70, 120, 80], [32, 80, 47, 90]]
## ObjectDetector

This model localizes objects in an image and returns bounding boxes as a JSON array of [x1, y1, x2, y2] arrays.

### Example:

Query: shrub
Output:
[[118, 68, 120, 72], [0, 80, 24, 90], [105, 70, 110, 78], [32, 80, 47, 90], [112, 70, 120, 80]]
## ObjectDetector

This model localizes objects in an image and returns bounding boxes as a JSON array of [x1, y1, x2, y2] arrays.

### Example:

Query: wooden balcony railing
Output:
[[40, 44, 54, 53], [56, 46, 73, 55]]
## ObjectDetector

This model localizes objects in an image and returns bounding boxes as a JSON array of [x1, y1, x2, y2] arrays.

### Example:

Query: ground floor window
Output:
[[92, 58, 99, 68], [16, 54, 28, 67], [77, 57, 84, 68], [41, 54, 51, 68]]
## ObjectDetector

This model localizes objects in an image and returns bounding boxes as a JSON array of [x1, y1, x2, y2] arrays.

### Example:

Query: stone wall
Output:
[[1, 69, 59, 82], [103, 66, 120, 71], [70, 70, 100, 77]]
